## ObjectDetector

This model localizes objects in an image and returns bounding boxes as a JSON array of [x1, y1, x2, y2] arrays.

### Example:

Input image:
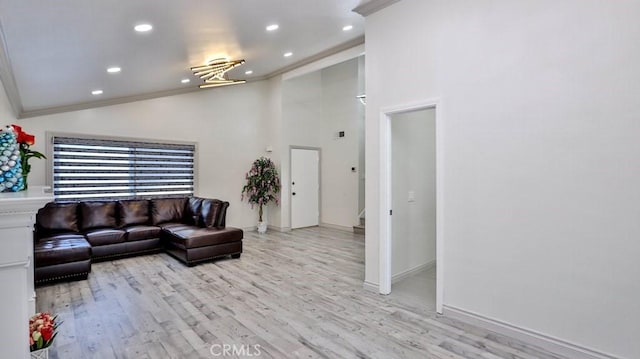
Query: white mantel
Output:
[[0, 186, 52, 359]]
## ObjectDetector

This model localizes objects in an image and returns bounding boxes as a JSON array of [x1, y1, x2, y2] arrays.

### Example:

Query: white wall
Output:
[[0, 77, 13, 120], [365, 0, 640, 358], [281, 58, 362, 229], [357, 56, 366, 214], [391, 108, 435, 278], [265, 75, 284, 229], [6, 81, 273, 229]]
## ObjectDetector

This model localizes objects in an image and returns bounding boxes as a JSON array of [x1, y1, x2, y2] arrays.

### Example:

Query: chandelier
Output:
[[190, 58, 246, 88]]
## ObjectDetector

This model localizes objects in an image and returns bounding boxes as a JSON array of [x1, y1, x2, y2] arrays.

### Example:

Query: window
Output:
[[51, 135, 195, 201]]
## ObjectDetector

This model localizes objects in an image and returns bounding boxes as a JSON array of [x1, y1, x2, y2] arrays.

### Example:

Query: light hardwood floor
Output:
[[36, 227, 569, 359], [390, 267, 437, 312]]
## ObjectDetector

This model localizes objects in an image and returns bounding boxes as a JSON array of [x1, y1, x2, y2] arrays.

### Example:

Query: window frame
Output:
[[46, 131, 198, 201]]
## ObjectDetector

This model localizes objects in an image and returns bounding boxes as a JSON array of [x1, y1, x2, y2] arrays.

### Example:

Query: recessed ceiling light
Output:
[[134, 24, 153, 32], [343, 25, 353, 31], [181, 78, 190, 83], [91, 90, 103, 95], [266, 24, 279, 31], [283, 52, 293, 58], [245, 70, 253, 75], [107, 67, 121, 73]]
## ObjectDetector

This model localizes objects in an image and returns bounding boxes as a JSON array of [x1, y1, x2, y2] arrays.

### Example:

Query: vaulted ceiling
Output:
[[0, 0, 365, 117]]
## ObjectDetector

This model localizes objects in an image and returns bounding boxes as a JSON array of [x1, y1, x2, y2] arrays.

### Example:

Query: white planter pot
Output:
[[257, 221, 267, 234], [31, 348, 49, 359]]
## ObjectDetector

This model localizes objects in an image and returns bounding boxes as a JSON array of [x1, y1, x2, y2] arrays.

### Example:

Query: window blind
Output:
[[52, 136, 195, 201]]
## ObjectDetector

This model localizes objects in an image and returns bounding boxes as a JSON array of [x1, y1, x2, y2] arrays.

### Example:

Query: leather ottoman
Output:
[[163, 227, 243, 266], [34, 234, 91, 284]]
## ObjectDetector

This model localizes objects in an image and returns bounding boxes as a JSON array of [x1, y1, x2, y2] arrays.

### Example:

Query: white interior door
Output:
[[291, 148, 320, 229]]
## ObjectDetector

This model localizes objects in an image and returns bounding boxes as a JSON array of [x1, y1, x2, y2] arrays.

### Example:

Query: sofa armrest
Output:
[[216, 201, 229, 228]]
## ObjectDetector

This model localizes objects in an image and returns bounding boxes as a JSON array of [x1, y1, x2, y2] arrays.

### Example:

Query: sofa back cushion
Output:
[[80, 201, 117, 230], [117, 200, 149, 227], [184, 197, 204, 225], [200, 199, 223, 228], [150, 198, 187, 225], [36, 202, 80, 235]]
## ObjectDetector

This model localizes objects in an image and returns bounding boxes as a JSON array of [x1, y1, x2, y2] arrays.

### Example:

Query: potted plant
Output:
[[29, 312, 61, 359], [241, 157, 280, 233]]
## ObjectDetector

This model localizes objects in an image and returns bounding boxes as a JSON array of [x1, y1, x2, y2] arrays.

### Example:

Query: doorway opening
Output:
[[379, 99, 444, 314], [389, 108, 437, 311]]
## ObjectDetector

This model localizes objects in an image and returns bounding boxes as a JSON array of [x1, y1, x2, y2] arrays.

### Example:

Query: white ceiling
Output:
[[0, 0, 364, 115]]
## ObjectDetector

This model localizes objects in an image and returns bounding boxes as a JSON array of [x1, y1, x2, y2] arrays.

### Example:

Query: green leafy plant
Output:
[[241, 157, 280, 222]]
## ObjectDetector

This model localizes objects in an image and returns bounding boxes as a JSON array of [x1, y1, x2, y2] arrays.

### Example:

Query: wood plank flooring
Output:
[[36, 227, 570, 359]]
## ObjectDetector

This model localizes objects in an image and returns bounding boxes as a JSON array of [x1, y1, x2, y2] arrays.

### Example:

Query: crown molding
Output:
[[19, 86, 202, 119], [266, 36, 365, 79], [352, 0, 402, 17], [0, 20, 23, 117], [282, 43, 364, 81]]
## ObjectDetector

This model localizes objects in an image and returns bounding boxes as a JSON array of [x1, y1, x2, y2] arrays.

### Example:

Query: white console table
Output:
[[0, 187, 52, 359]]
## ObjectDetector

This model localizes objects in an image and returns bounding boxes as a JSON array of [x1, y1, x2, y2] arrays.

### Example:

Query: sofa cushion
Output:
[[80, 202, 117, 230], [36, 202, 79, 234], [85, 229, 126, 246], [34, 234, 91, 267], [151, 198, 187, 225], [184, 197, 204, 225], [118, 200, 149, 227], [165, 227, 243, 248], [160, 222, 191, 230], [124, 225, 161, 242], [200, 199, 222, 228]]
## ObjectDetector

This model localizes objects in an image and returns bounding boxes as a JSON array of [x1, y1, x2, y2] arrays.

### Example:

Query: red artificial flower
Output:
[[11, 124, 35, 145], [23, 133, 35, 145], [40, 326, 54, 341]]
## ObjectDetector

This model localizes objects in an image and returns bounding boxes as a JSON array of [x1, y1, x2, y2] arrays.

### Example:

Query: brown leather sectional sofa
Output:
[[34, 197, 243, 284]]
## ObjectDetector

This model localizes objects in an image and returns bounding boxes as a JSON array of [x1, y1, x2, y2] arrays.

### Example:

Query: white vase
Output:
[[257, 221, 267, 234], [31, 348, 49, 359]]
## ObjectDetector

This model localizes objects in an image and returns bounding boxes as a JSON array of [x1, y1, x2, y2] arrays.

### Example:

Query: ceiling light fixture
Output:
[[181, 79, 190, 83], [245, 70, 253, 75], [134, 24, 153, 32], [91, 90, 103, 95], [190, 58, 246, 89], [107, 67, 121, 73], [266, 24, 279, 31], [283, 52, 293, 57], [343, 25, 353, 31]]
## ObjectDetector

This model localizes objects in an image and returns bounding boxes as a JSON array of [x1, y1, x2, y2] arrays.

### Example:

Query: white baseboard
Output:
[[362, 280, 378, 293], [320, 222, 353, 233], [242, 225, 291, 232], [391, 260, 435, 284], [443, 305, 620, 359], [267, 225, 291, 232]]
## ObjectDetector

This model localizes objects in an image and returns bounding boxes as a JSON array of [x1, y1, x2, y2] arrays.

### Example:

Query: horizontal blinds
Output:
[[53, 136, 195, 201]]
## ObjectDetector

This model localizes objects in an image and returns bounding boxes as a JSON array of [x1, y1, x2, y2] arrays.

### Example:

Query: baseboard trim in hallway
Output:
[[443, 305, 620, 359], [320, 222, 355, 233], [362, 280, 378, 293], [391, 260, 436, 284]]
